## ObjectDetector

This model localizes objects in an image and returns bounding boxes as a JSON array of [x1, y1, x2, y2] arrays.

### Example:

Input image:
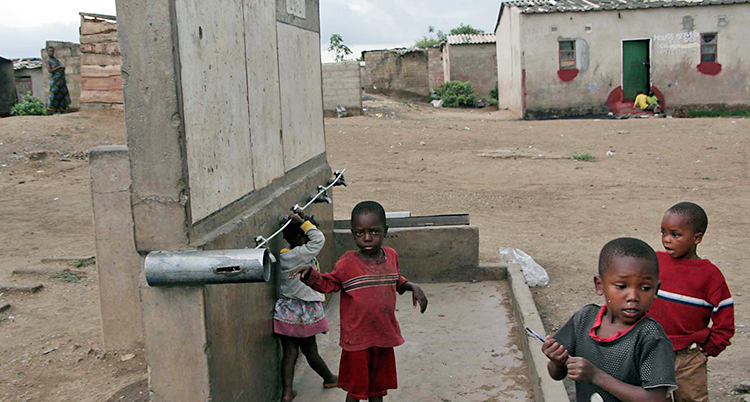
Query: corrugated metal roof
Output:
[[446, 33, 497, 45], [504, 0, 750, 14], [12, 58, 43, 70]]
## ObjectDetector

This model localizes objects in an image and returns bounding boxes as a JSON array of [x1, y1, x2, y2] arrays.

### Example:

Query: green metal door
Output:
[[622, 40, 650, 101]]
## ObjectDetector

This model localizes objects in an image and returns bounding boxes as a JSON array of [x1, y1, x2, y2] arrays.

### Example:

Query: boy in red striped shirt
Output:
[[292, 201, 428, 401], [649, 202, 735, 402]]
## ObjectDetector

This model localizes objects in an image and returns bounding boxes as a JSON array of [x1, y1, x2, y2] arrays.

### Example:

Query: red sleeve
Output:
[[302, 260, 344, 294], [391, 249, 409, 293], [701, 279, 735, 357]]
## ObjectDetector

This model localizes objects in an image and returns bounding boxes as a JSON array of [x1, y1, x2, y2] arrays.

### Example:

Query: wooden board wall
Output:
[[79, 15, 123, 105]]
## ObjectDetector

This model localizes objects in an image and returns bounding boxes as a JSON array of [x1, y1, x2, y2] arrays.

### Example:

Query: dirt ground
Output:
[[0, 99, 747, 401]]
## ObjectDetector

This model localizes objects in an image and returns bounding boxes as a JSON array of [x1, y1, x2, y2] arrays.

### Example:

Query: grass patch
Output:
[[688, 108, 750, 118], [571, 153, 596, 162], [69, 257, 95, 269], [50, 269, 86, 283]]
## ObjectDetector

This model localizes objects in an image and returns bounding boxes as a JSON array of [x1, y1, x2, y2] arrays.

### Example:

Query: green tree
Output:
[[450, 23, 483, 35], [414, 25, 446, 48], [328, 33, 353, 62]]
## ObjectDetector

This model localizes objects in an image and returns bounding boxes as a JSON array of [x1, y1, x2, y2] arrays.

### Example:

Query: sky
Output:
[[0, 0, 502, 61]]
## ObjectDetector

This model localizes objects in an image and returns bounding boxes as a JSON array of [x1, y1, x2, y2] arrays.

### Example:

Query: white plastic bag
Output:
[[499, 247, 550, 287]]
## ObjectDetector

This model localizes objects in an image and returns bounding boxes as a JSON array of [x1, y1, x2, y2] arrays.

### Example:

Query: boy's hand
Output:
[[566, 356, 599, 383], [542, 336, 569, 366], [289, 212, 304, 225], [411, 284, 428, 313], [289, 265, 313, 280]]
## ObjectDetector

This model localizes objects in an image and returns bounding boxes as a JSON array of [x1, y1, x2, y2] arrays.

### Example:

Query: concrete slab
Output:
[[295, 282, 532, 401], [0, 284, 43, 293]]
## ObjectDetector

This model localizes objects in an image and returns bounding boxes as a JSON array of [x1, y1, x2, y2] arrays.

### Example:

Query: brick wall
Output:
[[427, 47, 444, 91], [362, 49, 432, 98], [322, 61, 362, 115]]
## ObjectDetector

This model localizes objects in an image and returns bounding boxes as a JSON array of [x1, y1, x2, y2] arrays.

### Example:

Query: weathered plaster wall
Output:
[[516, 4, 750, 117], [277, 21, 326, 171], [445, 43, 498, 96], [322, 61, 362, 115], [175, 0, 256, 223], [42, 41, 81, 110], [496, 6, 524, 116], [363, 49, 431, 97]]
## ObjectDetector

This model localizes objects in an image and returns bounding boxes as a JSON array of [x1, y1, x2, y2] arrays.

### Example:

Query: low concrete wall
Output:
[[506, 263, 570, 402], [334, 224, 480, 283], [322, 61, 362, 116], [89, 145, 144, 351]]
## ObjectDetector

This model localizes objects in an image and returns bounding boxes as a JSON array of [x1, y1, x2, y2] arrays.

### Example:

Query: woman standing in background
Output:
[[46, 46, 71, 114]]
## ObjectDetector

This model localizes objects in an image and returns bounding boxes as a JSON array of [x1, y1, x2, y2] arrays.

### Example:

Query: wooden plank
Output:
[[81, 65, 120, 78], [81, 53, 122, 67], [81, 19, 117, 35], [80, 32, 119, 44], [82, 76, 122, 91], [81, 42, 120, 55], [0, 283, 44, 293], [80, 90, 124, 104], [333, 214, 471, 230]]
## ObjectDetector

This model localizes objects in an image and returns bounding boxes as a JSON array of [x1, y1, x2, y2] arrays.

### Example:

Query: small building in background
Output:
[[442, 34, 497, 96], [0, 57, 17, 117], [495, 0, 750, 119], [42, 41, 81, 110], [12, 59, 44, 102]]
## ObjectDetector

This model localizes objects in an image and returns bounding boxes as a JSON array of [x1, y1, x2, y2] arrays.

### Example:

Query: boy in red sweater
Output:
[[292, 201, 428, 401], [649, 202, 735, 402]]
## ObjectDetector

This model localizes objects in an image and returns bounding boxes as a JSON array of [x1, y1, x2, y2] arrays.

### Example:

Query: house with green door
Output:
[[494, 0, 750, 119]]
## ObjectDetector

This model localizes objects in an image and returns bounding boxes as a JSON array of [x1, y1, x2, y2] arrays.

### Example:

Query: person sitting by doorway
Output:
[[634, 90, 662, 114], [647, 91, 663, 114]]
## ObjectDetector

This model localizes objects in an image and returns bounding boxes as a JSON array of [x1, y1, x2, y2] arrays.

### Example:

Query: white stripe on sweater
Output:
[[712, 297, 734, 313], [657, 290, 713, 309]]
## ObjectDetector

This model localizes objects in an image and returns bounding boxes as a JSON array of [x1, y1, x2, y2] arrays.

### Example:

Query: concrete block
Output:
[[140, 286, 210, 402], [116, 0, 189, 251], [89, 145, 144, 351], [175, 0, 255, 223], [334, 225, 479, 283], [277, 23, 326, 171]]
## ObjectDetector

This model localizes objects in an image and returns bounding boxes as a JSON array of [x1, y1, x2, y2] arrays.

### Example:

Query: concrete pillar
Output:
[[89, 145, 144, 350]]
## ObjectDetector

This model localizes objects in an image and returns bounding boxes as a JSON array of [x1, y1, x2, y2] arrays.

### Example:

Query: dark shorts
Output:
[[338, 347, 397, 400]]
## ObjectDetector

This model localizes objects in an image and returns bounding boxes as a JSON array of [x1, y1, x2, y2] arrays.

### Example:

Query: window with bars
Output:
[[559, 40, 576, 69], [701, 33, 717, 63]]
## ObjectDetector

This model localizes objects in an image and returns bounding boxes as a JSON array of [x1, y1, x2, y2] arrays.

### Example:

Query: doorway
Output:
[[622, 39, 650, 101]]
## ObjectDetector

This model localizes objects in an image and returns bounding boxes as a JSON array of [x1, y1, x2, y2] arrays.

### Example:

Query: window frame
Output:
[[700, 32, 717, 63], [559, 40, 577, 70]]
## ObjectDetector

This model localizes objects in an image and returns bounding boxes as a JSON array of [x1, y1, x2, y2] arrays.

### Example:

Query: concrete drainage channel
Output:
[[291, 214, 569, 402]]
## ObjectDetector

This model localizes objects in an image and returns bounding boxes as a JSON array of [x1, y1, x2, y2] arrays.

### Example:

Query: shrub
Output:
[[11, 92, 46, 116], [688, 108, 750, 117], [435, 81, 478, 108], [490, 83, 499, 101]]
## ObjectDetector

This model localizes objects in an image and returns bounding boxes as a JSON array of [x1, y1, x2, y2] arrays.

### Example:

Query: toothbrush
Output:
[[525, 327, 546, 343]]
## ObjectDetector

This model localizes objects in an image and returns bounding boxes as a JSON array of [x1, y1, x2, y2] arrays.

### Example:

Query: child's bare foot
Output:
[[281, 390, 297, 402], [323, 376, 338, 388]]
